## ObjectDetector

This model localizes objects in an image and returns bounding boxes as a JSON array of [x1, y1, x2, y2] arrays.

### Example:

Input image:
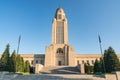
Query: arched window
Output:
[[82, 60, 84, 64], [57, 48, 63, 54], [58, 14, 62, 19]]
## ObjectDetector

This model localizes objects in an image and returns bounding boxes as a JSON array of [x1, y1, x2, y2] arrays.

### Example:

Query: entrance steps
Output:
[[40, 66, 80, 74], [13, 74, 105, 80]]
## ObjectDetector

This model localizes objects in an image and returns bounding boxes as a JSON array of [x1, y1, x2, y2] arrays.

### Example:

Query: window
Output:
[[36, 60, 38, 64], [92, 60, 94, 64], [87, 60, 89, 64], [56, 21, 64, 44], [82, 60, 84, 64], [40, 60, 44, 65], [59, 10, 61, 13], [77, 60, 79, 65], [31, 60, 33, 65], [57, 48, 63, 54], [58, 14, 62, 19]]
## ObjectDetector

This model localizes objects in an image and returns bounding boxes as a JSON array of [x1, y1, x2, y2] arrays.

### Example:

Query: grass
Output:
[[16, 72, 30, 75], [21, 72, 30, 75]]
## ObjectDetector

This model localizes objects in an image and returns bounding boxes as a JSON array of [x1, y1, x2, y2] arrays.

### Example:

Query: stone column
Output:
[[80, 64, 85, 74], [64, 45, 68, 65]]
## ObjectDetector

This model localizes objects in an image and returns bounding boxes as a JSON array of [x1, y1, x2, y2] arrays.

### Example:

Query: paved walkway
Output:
[[0, 73, 105, 80]]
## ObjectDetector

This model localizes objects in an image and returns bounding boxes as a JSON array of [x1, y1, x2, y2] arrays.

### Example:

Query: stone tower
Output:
[[52, 8, 68, 45], [45, 8, 75, 67]]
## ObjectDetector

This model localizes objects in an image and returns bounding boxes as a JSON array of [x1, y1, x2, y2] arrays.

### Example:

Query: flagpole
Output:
[[98, 35, 106, 74], [17, 35, 21, 54], [16, 35, 21, 72]]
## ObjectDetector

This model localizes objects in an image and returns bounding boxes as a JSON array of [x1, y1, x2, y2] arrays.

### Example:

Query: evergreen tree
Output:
[[94, 59, 101, 73], [21, 57, 24, 72], [104, 46, 120, 73], [24, 60, 30, 73], [0, 44, 27, 73], [99, 58, 105, 73], [84, 62, 93, 74], [10, 50, 16, 72], [0, 44, 10, 71], [30, 67, 34, 73], [117, 62, 120, 71], [8, 57, 12, 72], [16, 54, 21, 72], [16, 54, 25, 73]]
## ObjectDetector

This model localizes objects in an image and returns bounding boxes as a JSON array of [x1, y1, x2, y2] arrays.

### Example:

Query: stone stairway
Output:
[[40, 66, 80, 74]]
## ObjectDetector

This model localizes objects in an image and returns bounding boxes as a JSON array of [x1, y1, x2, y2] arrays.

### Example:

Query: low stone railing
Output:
[[77, 63, 120, 80], [105, 71, 120, 80]]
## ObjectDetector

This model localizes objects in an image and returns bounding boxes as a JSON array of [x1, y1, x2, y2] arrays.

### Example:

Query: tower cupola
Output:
[[54, 8, 66, 20]]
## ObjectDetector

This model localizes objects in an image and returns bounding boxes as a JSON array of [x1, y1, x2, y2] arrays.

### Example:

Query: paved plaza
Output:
[[0, 72, 105, 80]]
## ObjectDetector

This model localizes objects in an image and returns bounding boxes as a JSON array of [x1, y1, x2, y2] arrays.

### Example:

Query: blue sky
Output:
[[0, 0, 120, 54]]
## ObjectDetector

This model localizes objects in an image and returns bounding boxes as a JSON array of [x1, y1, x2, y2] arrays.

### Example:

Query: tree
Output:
[[0, 44, 10, 71], [104, 46, 120, 73], [0, 44, 27, 73], [94, 59, 101, 73], [30, 67, 34, 73], [16, 54, 22, 72], [24, 60, 30, 73], [10, 50, 16, 72], [99, 58, 105, 73], [21, 57, 24, 72], [84, 62, 93, 74]]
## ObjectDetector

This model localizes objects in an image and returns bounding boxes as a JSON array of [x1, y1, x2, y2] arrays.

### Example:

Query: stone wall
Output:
[[35, 64, 43, 74], [105, 74, 116, 80], [116, 71, 120, 80]]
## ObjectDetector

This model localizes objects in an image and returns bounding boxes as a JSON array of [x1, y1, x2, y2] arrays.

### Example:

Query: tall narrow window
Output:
[[82, 60, 84, 64], [87, 60, 89, 64], [92, 60, 94, 64], [56, 21, 64, 44], [31, 60, 33, 65], [77, 60, 79, 65], [40, 60, 44, 65], [36, 60, 38, 64]]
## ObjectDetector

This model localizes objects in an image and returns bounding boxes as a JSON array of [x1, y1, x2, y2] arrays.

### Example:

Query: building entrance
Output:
[[58, 61, 62, 66]]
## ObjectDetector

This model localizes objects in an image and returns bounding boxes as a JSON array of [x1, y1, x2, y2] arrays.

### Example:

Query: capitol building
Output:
[[1, 8, 120, 73]]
